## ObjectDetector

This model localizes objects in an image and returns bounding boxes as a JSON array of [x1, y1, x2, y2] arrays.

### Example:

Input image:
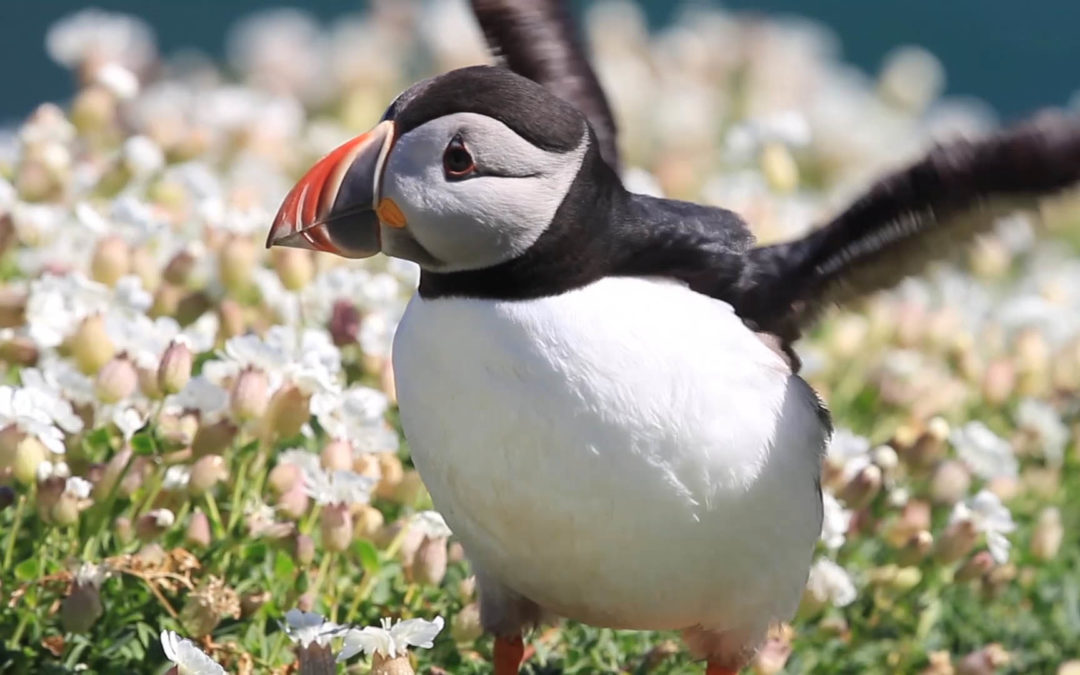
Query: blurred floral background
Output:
[[0, 1, 1079, 673]]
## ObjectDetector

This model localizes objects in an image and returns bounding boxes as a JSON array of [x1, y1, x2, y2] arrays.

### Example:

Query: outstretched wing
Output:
[[729, 112, 1080, 342], [469, 0, 620, 170]]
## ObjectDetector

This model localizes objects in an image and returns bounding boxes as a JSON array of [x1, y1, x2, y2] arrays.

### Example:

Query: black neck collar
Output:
[[417, 145, 755, 302]]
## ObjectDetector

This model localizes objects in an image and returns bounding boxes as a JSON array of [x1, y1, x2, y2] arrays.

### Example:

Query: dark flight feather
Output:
[[722, 112, 1080, 343], [469, 0, 621, 170]]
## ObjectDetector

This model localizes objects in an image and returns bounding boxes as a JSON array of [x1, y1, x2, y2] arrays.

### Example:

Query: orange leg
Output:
[[706, 664, 739, 675], [494, 634, 528, 675]]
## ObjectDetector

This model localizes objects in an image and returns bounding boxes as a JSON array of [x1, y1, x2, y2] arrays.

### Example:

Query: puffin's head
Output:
[[266, 65, 594, 272]]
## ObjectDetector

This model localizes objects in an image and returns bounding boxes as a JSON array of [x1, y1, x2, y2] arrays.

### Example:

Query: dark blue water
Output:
[[2, 0, 1078, 124]]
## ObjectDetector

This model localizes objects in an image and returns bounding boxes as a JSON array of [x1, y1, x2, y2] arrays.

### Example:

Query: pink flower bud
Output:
[[71, 314, 116, 374], [956, 644, 1009, 675], [276, 483, 309, 521], [163, 250, 196, 285], [955, 551, 995, 583], [217, 298, 246, 340], [51, 491, 83, 526], [838, 465, 882, 510], [320, 503, 352, 552], [293, 533, 315, 565], [268, 462, 301, 496], [0, 336, 39, 366], [329, 300, 361, 347], [229, 367, 270, 422], [90, 235, 131, 287], [897, 530, 934, 566], [95, 355, 138, 403], [136, 508, 175, 541], [157, 340, 192, 395], [412, 535, 448, 586], [114, 516, 133, 543], [371, 653, 415, 675], [137, 365, 163, 399], [321, 439, 353, 471], [185, 509, 212, 548]]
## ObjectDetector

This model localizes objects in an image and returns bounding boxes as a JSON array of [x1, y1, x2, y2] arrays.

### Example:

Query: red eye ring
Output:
[[443, 134, 475, 178]]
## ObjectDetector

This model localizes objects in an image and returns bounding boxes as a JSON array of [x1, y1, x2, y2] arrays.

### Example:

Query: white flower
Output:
[[277, 448, 322, 477], [1016, 398, 1068, 467], [37, 459, 70, 482], [311, 386, 398, 453], [204, 327, 341, 396], [111, 407, 147, 440], [95, 63, 140, 99], [282, 608, 343, 648], [65, 476, 92, 499], [805, 558, 857, 608], [820, 492, 851, 550], [167, 377, 229, 417], [0, 385, 68, 455], [338, 616, 445, 662], [949, 421, 1018, 480], [74, 561, 110, 588], [949, 490, 1017, 564], [826, 428, 872, 480], [19, 368, 84, 433], [46, 9, 156, 71], [412, 511, 452, 539], [160, 630, 226, 675], [304, 468, 376, 506], [163, 465, 191, 491], [147, 508, 175, 528]]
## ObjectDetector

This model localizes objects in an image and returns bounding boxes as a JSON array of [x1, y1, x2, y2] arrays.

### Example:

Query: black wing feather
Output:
[[729, 112, 1080, 342], [469, 0, 620, 170]]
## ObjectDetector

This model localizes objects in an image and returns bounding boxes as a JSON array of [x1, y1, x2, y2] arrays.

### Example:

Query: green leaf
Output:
[[130, 432, 155, 456], [14, 557, 39, 581], [273, 549, 295, 579], [352, 539, 380, 574]]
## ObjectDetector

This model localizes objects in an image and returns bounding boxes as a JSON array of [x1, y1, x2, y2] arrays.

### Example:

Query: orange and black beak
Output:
[[266, 120, 396, 259]]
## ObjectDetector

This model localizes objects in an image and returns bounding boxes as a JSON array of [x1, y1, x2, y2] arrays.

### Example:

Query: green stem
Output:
[[9, 611, 31, 648], [227, 450, 256, 533], [2, 494, 27, 572], [204, 492, 224, 538]]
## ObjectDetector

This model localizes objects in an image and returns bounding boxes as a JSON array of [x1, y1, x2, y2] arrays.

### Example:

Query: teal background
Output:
[[1, 0, 1078, 123]]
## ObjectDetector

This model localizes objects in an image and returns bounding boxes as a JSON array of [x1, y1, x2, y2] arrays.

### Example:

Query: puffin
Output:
[[266, 7, 1080, 673]]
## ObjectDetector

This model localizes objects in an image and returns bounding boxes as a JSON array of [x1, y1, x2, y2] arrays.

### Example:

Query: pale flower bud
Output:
[[261, 384, 309, 440], [0, 336, 39, 366], [1030, 507, 1063, 561], [271, 247, 314, 291], [321, 439, 353, 471], [157, 339, 192, 395], [982, 358, 1016, 406], [375, 453, 404, 500], [71, 314, 115, 374], [930, 460, 972, 506], [760, 142, 799, 193], [320, 502, 353, 553], [90, 235, 130, 287], [114, 516, 133, 543], [451, 602, 483, 643], [188, 455, 227, 495], [136, 508, 175, 541], [13, 436, 47, 485], [229, 367, 270, 422], [163, 250, 196, 285], [394, 470, 429, 507], [192, 420, 237, 458], [329, 300, 361, 347], [217, 298, 246, 340], [897, 530, 934, 566], [353, 452, 381, 479], [150, 282, 182, 318], [352, 504, 385, 540], [936, 519, 978, 564], [185, 509, 212, 548], [838, 464, 881, 510], [370, 653, 415, 675], [137, 365, 163, 399], [51, 490, 83, 526], [219, 235, 256, 295], [95, 355, 138, 403]]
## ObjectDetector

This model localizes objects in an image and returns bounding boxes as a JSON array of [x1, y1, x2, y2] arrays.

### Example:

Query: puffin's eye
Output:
[[443, 135, 475, 179]]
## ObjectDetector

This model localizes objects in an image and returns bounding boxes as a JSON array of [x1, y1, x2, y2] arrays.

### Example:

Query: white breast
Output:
[[392, 277, 826, 635]]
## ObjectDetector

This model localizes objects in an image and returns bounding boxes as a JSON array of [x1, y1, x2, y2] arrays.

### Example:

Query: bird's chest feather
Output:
[[392, 276, 825, 629]]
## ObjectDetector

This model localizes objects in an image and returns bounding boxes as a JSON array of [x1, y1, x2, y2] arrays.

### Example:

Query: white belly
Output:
[[392, 277, 826, 632]]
